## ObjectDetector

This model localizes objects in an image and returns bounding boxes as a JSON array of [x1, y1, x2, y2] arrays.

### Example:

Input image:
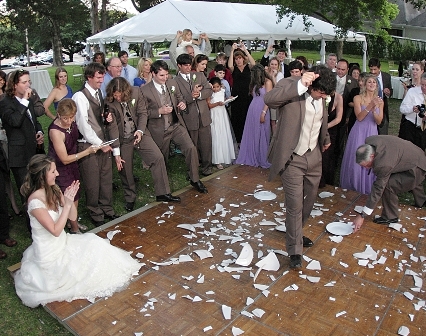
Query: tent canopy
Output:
[[87, 0, 365, 45]]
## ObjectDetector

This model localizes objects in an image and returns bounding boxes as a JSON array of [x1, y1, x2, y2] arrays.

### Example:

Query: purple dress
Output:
[[48, 121, 80, 200], [340, 105, 378, 194], [236, 87, 271, 168]]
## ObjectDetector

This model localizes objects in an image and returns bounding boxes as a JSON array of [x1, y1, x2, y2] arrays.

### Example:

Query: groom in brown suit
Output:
[[264, 66, 336, 269], [353, 135, 426, 231], [139, 60, 208, 194]]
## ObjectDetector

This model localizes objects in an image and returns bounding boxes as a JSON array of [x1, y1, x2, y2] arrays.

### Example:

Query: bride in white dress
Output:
[[14, 155, 141, 308]]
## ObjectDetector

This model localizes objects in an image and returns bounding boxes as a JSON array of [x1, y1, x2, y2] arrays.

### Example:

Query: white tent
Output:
[[87, 0, 367, 67]]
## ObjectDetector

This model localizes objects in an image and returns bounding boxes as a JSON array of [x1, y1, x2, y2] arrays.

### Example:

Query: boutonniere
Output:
[[192, 74, 197, 82], [347, 79, 351, 84], [171, 86, 175, 94], [325, 95, 331, 107], [131, 99, 136, 106]]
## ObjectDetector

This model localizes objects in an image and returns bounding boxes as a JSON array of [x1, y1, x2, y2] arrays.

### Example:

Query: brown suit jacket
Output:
[[139, 78, 186, 148], [366, 135, 426, 209], [264, 77, 330, 180], [174, 71, 212, 131], [106, 86, 150, 147]]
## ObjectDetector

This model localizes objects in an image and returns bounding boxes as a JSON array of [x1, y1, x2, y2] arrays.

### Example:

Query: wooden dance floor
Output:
[[43, 165, 426, 335]]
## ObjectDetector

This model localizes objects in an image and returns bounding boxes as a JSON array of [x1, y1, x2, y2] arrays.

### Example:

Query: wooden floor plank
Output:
[[39, 166, 425, 335]]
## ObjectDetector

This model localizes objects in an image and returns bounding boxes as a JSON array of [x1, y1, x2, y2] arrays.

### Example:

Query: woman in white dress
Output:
[[14, 155, 141, 308]]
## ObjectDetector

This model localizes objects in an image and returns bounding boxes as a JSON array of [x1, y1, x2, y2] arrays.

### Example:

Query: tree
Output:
[[6, 0, 89, 66], [130, 0, 163, 12], [0, 17, 24, 65]]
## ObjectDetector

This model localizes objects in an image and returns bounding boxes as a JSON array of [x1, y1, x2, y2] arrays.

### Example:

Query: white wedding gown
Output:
[[14, 199, 141, 308]]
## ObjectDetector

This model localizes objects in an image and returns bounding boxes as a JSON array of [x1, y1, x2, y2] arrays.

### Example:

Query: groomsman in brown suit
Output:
[[264, 66, 336, 269], [73, 63, 119, 226], [140, 60, 208, 193], [105, 77, 180, 210], [353, 135, 426, 231], [175, 53, 213, 176]]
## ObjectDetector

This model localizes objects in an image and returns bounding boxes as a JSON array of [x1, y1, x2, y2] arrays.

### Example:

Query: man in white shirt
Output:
[[118, 50, 138, 85], [399, 72, 426, 149], [72, 63, 119, 226], [100, 57, 123, 97]]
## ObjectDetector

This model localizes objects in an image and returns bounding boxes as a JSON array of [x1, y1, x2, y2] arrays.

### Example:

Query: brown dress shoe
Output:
[[1, 238, 17, 247]]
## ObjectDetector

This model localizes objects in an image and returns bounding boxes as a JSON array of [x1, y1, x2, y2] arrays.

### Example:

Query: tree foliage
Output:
[[6, 0, 89, 66], [0, 16, 24, 63]]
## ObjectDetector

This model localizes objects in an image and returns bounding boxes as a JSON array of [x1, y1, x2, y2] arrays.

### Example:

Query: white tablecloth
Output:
[[30, 70, 53, 99], [391, 76, 405, 100]]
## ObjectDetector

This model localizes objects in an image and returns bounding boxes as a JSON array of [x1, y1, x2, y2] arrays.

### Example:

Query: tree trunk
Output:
[[336, 41, 343, 60], [91, 0, 100, 35], [51, 21, 64, 67], [100, 0, 108, 31]]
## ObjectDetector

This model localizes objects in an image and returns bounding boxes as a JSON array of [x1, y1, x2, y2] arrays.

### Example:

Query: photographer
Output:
[[399, 72, 426, 150]]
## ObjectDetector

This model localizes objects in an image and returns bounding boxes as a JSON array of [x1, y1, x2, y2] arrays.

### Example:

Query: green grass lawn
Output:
[[0, 53, 406, 335]]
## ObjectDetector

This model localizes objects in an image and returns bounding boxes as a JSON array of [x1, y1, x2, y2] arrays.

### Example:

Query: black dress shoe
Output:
[[91, 219, 105, 227], [373, 216, 399, 225], [202, 170, 213, 177], [105, 214, 120, 220], [290, 254, 302, 269], [125, 202, 135, 212], [190, 180, 208, 193], [0, 238, 17, 247], [303, 236, 314, 247], [156, 194, 181, 203]]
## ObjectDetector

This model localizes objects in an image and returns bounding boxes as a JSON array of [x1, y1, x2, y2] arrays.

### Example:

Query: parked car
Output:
[[157, 50, 169, 55]]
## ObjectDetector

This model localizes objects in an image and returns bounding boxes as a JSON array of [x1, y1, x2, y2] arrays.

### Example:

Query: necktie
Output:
[[161, 85, 171, 130], [27, 109, 34, 126], [124, 67, 129, 81], [95, 90, 101, 106], [186, 74, 192, 90], [377, 79, 383, 98]]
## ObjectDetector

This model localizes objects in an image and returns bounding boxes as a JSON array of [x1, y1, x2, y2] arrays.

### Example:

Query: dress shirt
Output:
[[100, 72, 113, 97], [120, 65, 138, 85], [15, 96, 40, 131], [73, 82, 120, 156], [400, 86, 426, 127], [336, 75, 346, 95]]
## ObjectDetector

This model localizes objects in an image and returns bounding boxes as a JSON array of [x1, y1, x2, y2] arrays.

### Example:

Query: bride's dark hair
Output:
[[20, 155, 63, 211]]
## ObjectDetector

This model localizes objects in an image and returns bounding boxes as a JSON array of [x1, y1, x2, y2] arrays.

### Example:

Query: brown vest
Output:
[[80, 87, 108, 141]]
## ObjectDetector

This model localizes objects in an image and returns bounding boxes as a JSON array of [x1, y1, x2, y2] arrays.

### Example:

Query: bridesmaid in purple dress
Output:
[[48, 99, 100, 233], [340, 74, 384, 194], [236, 64, 272, 168]]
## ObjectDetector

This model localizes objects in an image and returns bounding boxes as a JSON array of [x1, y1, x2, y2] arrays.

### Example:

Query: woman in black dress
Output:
[[227, 42, 256, 143]]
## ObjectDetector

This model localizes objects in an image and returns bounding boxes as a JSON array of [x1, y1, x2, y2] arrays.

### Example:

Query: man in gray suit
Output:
[[175, 53, 213, 176], [140, 60, 208, 194], [353, 135, 426, 231], [264, 66, 336, 269]]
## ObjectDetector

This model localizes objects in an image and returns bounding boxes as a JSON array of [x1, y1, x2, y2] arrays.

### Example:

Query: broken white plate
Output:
[[177, 224, 196, 232], [232, 326, 245, 336], [306, 260, 321, 270], [107, 230, 121, 240], [252, 308, 265, 318], [329, 235, 343, 243], [275, 225, 287, 232], [235, 244, 254, 266], [222, 305, 232, 320], [326, 222, 353, 236], [310, 209, 323, 217], [193, 250, 213, 260], [253, 190, 277, 201], [397, 326, 410, 336], [259, 220, 277, 226], [389, 222, 403, 231], [253, 252, 280, 282], [319, 191, 334, 198], [353, 245, 377, 260]]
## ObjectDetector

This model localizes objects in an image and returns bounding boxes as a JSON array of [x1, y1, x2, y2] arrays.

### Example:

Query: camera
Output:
[[417, 104, 426, 119]]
